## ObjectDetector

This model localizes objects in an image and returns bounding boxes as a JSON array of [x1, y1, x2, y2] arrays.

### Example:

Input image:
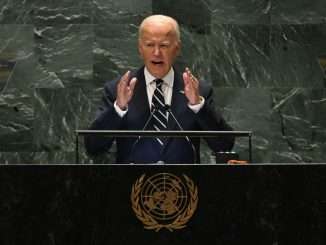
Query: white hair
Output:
[[138, 15, 180, 41]]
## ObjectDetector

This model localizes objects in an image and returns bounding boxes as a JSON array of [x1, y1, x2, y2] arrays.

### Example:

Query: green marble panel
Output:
[[94, 24, 141, 86], [205, 0, 271, 24], [34, 24, 94, 88], [208, 24, 271, 87], [0, 25, 35, 152], [95, 0, 151, 15], [31, 0, 93, 9], [0, 93, 34, 152], [33, 88, 91, 150], [0, 60, 15, 92], [317, 55, 326, 86], [32, 87, 107, 163], [270, 24, 326, 88], [272, 0, 326, 24], [214, 88, 272, 163], [174, 28, 211, 80], [0, 25, 65, 89], [153, 0, 211, 34], [0, 0, 33, 24], [0, 152, 37, 164], [93, 0, 151, 24], [31, 7, 93, 25], [0, 0, 94, 24], [0, 25, 33, 91], [270, 88, 326, 162]]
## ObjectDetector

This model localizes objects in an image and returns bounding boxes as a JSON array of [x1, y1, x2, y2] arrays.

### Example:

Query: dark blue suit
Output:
[[85, 67, 234, 163]]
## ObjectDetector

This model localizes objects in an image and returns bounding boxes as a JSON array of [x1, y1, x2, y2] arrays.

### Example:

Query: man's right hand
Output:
[[116, 70, 137, 110]]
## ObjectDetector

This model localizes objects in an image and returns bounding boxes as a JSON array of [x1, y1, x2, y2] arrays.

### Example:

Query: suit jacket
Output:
[[85, 66, 234, 163]]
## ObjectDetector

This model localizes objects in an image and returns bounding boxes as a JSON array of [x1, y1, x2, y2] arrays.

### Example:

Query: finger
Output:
[[191, 75, 199, 87], [187, 70, 199, 87], [183, 70, 193, 84], [182, 72, 191, 92], [128, 77, 137, 92], [182, 71, 189, 84], [120, 70, 130, 84], [185, 67, 197, 83], [185, 67, 192, 77]]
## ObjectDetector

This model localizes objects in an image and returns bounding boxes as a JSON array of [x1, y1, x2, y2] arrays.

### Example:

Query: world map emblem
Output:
[[131, 173, 198, 231]]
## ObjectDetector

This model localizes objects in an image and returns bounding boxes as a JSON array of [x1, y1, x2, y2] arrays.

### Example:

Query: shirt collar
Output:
[[144, 67, 174, 87]]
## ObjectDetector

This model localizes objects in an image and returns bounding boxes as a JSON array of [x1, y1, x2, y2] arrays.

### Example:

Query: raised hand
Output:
[[116, 70, 137, 110], [182, 67, 201, 105]]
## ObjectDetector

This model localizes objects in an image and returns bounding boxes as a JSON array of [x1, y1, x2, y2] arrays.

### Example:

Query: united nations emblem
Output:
[[131, 173, 198, 232]]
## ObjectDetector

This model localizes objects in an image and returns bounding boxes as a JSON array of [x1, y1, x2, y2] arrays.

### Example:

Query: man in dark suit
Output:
[[85, 15, 234, 164]]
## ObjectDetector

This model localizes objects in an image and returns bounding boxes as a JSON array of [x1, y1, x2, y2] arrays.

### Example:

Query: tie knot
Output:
[[155, 79, 163, 88]]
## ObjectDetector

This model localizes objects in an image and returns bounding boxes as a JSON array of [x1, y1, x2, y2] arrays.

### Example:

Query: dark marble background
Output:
[[0, 0, 326, 163]]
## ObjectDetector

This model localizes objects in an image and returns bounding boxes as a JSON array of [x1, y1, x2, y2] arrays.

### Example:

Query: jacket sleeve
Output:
[[84, 80, 123, 156], [196, 85, 235, 152]]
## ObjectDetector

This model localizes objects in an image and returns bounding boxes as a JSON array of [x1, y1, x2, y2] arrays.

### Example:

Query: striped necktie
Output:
[[151, 79, 168, 146]]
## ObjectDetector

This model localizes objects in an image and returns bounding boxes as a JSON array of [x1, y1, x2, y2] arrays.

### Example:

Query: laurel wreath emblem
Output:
[[131, 174, 198, 232]]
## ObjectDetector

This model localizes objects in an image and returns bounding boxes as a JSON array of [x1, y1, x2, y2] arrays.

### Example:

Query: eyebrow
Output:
[[143, 40, 171, 44]]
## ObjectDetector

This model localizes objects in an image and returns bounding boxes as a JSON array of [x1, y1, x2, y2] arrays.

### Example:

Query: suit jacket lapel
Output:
[[128, 67, 151, 128], [162, 70, 187, 151], [168, 70, 186, 130]]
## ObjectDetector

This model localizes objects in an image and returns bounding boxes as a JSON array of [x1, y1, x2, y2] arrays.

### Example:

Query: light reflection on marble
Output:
[[32, 8, 93, 25]]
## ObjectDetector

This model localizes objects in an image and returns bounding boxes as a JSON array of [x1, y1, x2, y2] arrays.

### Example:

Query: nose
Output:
[[153, 45, 161, 56]]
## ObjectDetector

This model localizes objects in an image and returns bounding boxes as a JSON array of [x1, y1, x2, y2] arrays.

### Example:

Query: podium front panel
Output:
[[0, 164, 325, 244]]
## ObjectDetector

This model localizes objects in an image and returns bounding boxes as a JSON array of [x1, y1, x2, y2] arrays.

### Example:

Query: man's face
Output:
[[138, 22, 180, 78]]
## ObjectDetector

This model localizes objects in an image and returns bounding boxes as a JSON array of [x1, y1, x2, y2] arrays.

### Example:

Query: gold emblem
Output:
[[131, 173, 198, 232]]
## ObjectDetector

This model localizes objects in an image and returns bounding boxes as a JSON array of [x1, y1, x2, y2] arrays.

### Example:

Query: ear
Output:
[[138, 39, 144, 58], [176, 41, 181, 56]]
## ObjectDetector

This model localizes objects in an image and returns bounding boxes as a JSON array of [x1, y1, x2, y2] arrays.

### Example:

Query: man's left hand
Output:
[[182, 67, 201, 105]]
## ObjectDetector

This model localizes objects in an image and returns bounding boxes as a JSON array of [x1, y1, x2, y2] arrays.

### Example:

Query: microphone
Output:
[[164, 104, 198, 164], [128, 105, 157, 163]]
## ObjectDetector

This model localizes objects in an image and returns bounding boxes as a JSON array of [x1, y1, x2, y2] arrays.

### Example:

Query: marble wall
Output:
[[0, 0, 325, 163]]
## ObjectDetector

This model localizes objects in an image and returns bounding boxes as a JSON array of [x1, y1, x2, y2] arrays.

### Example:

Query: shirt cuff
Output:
[[188, 96, 205, 114], [114, 101, 128, 118]]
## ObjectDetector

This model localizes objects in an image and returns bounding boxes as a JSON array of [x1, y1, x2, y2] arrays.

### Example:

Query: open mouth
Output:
[[151, 61, 164, 65]]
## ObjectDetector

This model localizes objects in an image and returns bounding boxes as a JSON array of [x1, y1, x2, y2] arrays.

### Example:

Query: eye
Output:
[[160, 44, 169, 49], [145, 43, 154, 48]]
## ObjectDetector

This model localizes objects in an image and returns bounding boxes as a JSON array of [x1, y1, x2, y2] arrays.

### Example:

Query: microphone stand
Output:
[[128, 106, 157, 163], [165, 105, 198, 164]]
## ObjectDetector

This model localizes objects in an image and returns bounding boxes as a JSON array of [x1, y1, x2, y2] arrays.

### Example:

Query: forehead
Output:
[[140, 21, 177, 40]]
